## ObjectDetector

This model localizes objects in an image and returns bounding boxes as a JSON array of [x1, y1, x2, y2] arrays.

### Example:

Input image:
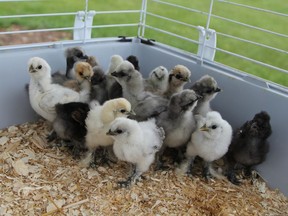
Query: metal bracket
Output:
[[197, 26, 217, 61], [73, 10, 96, 40]]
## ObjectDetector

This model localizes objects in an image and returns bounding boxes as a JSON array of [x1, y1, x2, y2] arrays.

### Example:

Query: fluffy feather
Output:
[[111, 61, 168, 121], [144, 66, 169, 94], [62, 62, 93, 92], [28, 57, 90, 122], [82, 98, 133, 166], [65, 47, 88, 79], [226, 111, 272, 184], [163, 65, 191, 99], [107, 117, 165, 187], [190, 75, 221, 116], [182, 111, 232, 179]]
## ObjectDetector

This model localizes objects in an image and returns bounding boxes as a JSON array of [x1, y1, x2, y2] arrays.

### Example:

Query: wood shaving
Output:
[[0, 119, 287, 215]]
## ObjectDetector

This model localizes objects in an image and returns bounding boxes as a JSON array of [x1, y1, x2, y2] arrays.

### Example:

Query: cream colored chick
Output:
[[144, 66, 169, 94], [28, 57, 90, 122], [81, 98, 134, 167], [163, 65, 191, 99], [63, 62, 94, 92]]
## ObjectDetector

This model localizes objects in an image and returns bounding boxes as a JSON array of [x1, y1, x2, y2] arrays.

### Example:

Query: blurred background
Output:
[[0, 0, 287, 87]]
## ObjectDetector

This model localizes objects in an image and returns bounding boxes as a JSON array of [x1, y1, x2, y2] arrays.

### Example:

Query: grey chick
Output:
[[106, 55, 124, 99], [163, 65, 191, 99], [51, 102, 90, 158], [90, 65, 109, 104], [52, 47, 88, 84], [155, 89, 201, 169], [65, 47, 89, 79], [126, 55, 140, 71], [190, 75, 221, 116], [226, 111, 272, 185], [144, 66, 169, 94], [111, 61, 169, 121], [180, 111, 232, 180], [107, 117, 165, 187]]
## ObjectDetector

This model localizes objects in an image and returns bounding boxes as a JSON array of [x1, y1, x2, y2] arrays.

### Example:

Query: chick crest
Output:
[[100, 98, 133, 124], [169, 65, 191, 83]]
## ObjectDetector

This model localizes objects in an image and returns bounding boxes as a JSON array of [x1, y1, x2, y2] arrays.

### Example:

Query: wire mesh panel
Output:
[[0, 0, 287, 87]]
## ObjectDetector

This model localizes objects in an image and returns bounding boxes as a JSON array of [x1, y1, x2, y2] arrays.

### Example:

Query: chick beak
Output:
[[200, 124, 209, 132], [128, 110, 136, 116], [106, 129, 117, 136], [215, 87, 222, 92], [111, 71, 118, 77], [82, 55, 89, 60]]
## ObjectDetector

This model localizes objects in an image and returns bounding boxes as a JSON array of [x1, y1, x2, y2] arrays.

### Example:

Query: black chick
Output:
[[226, 111, 272, 184], [90, 66, 109, 104], [126, 55, 140, 71], [52, 102, 90, 158]]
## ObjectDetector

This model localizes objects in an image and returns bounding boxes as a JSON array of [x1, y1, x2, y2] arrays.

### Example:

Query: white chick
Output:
[[82, 98, 134, 167], [181, 111, 232, 180], [62, 62, 93, 93], [191, 75, 221, 116], [28, 57, 90, 122], [111, 61, 168, 121], [107, 117, 165, 187], [163, 65, 191, 99], [144, 66, 169, 94]]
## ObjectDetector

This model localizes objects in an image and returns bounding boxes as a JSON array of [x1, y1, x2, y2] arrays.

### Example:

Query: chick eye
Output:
[[205, 89, 213, 94], [79, 72, 83, 76], [175, 74, 182, 79], [120, 109, 126, 113], [37, 65, 42, 70], [211, 125, 217, 129], [116, 129, 123, 134]]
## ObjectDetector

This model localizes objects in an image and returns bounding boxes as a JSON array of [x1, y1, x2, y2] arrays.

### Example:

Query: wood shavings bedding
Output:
[[0, 119, 287, 216]]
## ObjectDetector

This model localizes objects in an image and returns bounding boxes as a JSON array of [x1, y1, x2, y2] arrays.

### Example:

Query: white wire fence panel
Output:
[[0, 0, 287, 86]]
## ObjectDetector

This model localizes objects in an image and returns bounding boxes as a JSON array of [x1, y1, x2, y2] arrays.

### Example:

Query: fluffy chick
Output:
[[82, 98, 134, 167], [163, 65, 191, 99], [107, 117, 165, 187], [226, 111, 272, 184], [65, 47, 88, 79], [52, 102, 90, 158], [86, 56, 99, 67], [28, 57, 90, 122], [126, 55, 140, 71], [90, 66, 109, 104], [106, 55, 124, 99], [191, 75, 221, 116], [112, 61, 168, 121], [181, 111, 232, 180], [155, 89, 201, 169], [62, 62, 93, 92], [144, 66, 169, 94]]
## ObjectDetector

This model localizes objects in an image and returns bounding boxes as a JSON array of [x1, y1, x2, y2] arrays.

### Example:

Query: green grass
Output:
[[0, 0, 287, 87]]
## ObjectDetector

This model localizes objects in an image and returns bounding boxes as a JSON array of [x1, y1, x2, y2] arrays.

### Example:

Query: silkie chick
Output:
[[190, 75, 221, 116], [82, 98, 134, 167], [163, 65, 191, 99], [181, 111, 232, 180], [28, 57, 90, 122], [226, 111, 272, 184], [107, 117, 165, 187]]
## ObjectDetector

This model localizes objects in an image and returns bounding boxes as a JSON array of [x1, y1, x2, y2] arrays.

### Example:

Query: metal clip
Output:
[[73, 10, 96, 40], [197, 26, 217, 61]]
